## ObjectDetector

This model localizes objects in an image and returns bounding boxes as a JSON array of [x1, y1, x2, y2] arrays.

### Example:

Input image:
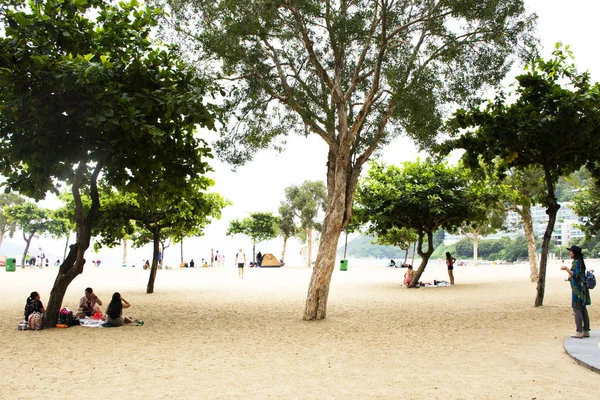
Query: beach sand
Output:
[[1, 259, 599, 400]]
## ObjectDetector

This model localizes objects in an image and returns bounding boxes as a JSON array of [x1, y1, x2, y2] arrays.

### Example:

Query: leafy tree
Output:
[[0, 0, 217, 326], [374, 227, 418, 266], [356, 160, 496, 287], [443, 45, 600, 306], [572, 176, 600, 239], [227, 212, 279, 264], [277, 203, 297, 264], [95, 186, 227, 293], [455, 238, 474, 259], [454, 176, 507, 266], [282, 181, 327, 267], [164, 0, 536, 320], [0, 193, 26, 249], [502, 167, 545, 281], [5, 202, 56, 268]]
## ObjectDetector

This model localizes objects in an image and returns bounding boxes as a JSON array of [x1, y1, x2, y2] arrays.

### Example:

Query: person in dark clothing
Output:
[[256, 251, 262, 267], [24, 291, 45, 320]]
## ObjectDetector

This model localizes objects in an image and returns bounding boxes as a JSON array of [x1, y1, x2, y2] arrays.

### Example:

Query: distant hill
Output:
[[0, 241, 25, 257], [337, 235, 410, 259]]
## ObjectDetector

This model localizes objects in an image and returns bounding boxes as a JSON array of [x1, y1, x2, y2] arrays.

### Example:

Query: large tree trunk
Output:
[[44, 163, 102, 328], [62, 234, 69, 262], [122, 239, 128, 264], [343, 232, 348, 259], [180, 240, 183, 263], [281, 236, 288, 263], [20, 232, 34, 268], [252, 240, 256, 264], [411, 242, 416, 265], [303, 149, 359, 320], [520, 204, 539, 282], [403, 248, 409, 265], [534, 168, 560, 307], [408, 230, 434, 288], [147, 231, 161, 293]]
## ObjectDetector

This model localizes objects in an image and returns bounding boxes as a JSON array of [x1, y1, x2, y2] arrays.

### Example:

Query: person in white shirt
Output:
[[235, 249, 246, 278]]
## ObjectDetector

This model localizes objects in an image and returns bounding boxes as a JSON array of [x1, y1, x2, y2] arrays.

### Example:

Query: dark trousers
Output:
[[573, 302, 590, 332]]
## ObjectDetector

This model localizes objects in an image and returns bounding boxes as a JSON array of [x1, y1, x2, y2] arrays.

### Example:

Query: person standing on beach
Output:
[[235, 249, 246, 278], [561, 245, 591, 338], [210, 249, 214, 267], [445, 252, 456, 285]]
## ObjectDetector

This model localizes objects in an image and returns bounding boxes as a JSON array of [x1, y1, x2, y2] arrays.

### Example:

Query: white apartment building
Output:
[[444, 203, 585, 246]]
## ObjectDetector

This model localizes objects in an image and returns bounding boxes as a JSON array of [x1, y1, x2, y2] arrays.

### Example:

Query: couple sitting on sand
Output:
[[76, 287, 136, 326]]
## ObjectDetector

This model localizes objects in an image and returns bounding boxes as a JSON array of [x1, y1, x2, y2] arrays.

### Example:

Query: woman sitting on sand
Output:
[[24, 291, 45, 321], [105, 292, 135, 326]]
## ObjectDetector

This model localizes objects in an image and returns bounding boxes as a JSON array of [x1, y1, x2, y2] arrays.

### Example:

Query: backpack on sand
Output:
[[27, 312, 42, 330], [585, 269, 596, 289]]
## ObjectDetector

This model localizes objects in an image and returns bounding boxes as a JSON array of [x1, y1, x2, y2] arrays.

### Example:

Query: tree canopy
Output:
[[227, 212, 279, 263], [0, 0, 219, 326], [442, 44, 600, 305], [356, 159, 497, 286]]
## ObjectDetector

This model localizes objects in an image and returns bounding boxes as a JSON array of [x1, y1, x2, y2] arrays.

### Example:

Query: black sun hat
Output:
[[566, 245, 584, 255]]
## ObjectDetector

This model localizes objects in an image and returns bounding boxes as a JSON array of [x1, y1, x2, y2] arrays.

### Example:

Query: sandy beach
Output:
[[1, 259, 599, 400]]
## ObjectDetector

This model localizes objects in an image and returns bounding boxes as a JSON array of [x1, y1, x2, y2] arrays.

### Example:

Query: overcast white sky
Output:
[[6, 0, 600, 267]]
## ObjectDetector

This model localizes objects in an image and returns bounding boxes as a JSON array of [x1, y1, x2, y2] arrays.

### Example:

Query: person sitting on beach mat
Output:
[[76, 287, 103, 319], [104, 292, 135, 326]]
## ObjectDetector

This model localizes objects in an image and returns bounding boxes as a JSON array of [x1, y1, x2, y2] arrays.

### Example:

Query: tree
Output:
[[456, 183, 507, 266], [5, 202, 56, 268], [502, 167, 546, 281], [282, 181, 327, 267], [277, 203, 297, 264], [0, 0, 217, 326], [357, 160, 496, 287], [165, 0, 536, 319], [95, 185, 227, 293], [573, 177, 600, 238], [374, 227, 418, 266], [0, 193, 25, 249], [443, 45, 600, 306], [227, 212, 279, 264]]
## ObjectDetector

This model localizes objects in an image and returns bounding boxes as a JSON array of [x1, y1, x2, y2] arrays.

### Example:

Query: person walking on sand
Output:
[[561, 245, 591, 338], [235, 249, 246, 278], [210, 249, 214, 267], [445, 252, 456, 285]]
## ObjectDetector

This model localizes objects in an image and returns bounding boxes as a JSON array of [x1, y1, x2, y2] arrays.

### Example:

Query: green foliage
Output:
[[227, 212, 279, 245], [166, 0, 536, 166], [281, 180, 326, 242], [443, 45, 600, 304], [572, 175, 600, 238], [357, 160, 497, 248], [374, 227, 418, 252], [277, 203, 298, 241], [0, 192, 26, 244]]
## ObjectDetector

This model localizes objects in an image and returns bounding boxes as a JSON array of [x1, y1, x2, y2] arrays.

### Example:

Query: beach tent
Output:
[[260, 253, 281, 267]]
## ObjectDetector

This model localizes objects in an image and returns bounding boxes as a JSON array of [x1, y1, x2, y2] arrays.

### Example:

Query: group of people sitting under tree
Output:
[[75, 287, 136, 326], [23, 287, 138, 328]]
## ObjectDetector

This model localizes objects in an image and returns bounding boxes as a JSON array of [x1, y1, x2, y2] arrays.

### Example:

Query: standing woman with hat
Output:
[[561, 245, 591, 338]]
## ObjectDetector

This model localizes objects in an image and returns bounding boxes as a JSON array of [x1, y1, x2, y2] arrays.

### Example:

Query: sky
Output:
[[4, 0, 600, 268]]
